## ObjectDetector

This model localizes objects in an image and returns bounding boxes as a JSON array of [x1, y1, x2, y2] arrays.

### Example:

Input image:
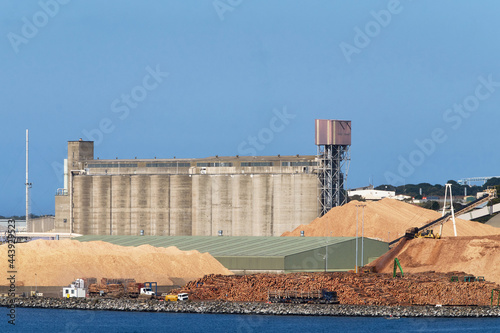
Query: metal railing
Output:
[[56, 188, 68, 196]]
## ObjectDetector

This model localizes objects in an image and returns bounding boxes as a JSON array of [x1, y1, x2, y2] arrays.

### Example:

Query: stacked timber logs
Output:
[[82, 278, 97, 286], [172, 272, 498, 306], [87, 278, 139, 298]]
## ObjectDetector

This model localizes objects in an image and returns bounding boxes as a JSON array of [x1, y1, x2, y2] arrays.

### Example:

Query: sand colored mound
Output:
[[282, 198, 500, 241], [0, 240, 232, 286], [374, 235, 500, 284]]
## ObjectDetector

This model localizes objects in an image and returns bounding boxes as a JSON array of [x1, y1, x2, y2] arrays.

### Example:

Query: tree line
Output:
[[0, 214, 53, 220], [375, 178, 500, 199]]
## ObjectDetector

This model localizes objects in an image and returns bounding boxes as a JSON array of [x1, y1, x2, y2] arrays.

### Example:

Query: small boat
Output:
[[385, 315, 400, 320]]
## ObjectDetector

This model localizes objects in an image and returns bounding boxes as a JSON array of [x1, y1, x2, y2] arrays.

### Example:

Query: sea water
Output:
[[2, 308, 500, 333]]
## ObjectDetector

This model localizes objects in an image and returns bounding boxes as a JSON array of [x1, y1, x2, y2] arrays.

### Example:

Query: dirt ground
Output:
[[0, 240, 232, 287], [282, 198, 500, 241]]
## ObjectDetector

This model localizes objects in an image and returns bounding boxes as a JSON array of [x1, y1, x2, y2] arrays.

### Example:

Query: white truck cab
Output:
[[177, 293, 189, 301], [140, 288, 156, 296]]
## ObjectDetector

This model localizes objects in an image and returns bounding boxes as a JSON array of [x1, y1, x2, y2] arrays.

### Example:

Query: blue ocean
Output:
[[2, 308, 500, 333]]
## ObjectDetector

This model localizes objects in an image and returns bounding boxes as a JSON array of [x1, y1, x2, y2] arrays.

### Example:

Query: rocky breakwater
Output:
[[2, 298, 500, 317]]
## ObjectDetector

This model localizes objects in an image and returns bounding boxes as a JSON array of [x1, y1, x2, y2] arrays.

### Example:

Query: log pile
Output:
[[82, 277, 97, 285], [87, 278, 140, 298], [126, 282, 142, 295], [172, 271, 499, 306]]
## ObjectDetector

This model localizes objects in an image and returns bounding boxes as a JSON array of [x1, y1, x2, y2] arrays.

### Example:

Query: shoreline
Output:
[[1, 298, 500, 317]]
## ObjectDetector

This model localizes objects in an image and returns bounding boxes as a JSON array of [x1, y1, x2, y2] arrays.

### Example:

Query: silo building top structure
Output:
[[315, 119, 351, 216], [55, 120, 351, 237]]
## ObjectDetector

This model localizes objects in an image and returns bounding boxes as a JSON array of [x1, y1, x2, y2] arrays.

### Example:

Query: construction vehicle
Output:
[[165, 294, 178, 301], [404, 227, 419, 239], [393, 258, 403, 278], [177, 293, 189, 301], [87, 280, 157, 298], [137, 282, 157, 299], [268, 289, 339, 304], [164, 293, 189, 301], [415, 229, 440, 239], [141, 282, 157, 296], [391, 189, 497, 247], [404, 227, 440, 239], [139, 287, 155, 296]]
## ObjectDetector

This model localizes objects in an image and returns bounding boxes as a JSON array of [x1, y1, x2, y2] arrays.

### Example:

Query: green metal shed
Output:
[[75, 235, 388, 273]]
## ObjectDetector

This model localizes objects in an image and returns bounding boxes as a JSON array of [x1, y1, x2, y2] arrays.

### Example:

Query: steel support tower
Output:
[[315, 120, 351, 217]]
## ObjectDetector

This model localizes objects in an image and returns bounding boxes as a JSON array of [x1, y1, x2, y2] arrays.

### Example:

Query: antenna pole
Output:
[[26, 129, 29, 230]]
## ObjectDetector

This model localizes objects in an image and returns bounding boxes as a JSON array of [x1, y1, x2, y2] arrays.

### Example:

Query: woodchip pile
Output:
[[281, 198, 500, 241], [0, 240, 232, 286], [174, 272, 498, 306], [374, 235, 500, 284]]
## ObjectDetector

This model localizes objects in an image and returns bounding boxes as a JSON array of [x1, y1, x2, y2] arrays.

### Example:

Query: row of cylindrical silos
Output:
[[72, 173, 318, 236]]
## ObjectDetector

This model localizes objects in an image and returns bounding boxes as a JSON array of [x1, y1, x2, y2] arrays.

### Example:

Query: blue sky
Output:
[[1, 0, 500, 216]]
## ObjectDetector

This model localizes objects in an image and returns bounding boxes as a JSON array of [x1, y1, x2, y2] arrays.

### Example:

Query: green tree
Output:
[[348, 195, 365, 202], [484, 178, 500, 188]]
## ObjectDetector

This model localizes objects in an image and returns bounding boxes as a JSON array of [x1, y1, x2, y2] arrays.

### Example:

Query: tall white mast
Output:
[[26, 129, 30, 229]]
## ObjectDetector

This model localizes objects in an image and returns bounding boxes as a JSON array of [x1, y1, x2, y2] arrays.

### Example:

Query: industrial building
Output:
[[55, 120, 351, 236], [347, 185, 396, 201], [74, 235, 387, 273], [27, 216, 55, 233]]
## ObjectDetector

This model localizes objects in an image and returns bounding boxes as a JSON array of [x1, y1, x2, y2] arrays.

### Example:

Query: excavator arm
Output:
[[393, 258, 404, 278]]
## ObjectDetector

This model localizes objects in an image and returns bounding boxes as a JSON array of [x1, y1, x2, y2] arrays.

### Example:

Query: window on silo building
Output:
[[241, 162, 274, 167], [196, 162, 233, 167], [281, 161, 317, 167], [146, 162, 191, 168], [87, 163, 138, 168]]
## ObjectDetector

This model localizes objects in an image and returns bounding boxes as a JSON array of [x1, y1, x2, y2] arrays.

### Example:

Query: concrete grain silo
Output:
[[55, 120, 350, 236], [169, 175, 192, 236], [191, 174, 212, 236], [130, 175, 151, 236], [111, 175, 131, 235], [150, 175, 170, 236]]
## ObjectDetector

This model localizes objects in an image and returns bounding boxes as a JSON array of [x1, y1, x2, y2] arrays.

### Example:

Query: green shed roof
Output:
[[74, 235, 375, 257]]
